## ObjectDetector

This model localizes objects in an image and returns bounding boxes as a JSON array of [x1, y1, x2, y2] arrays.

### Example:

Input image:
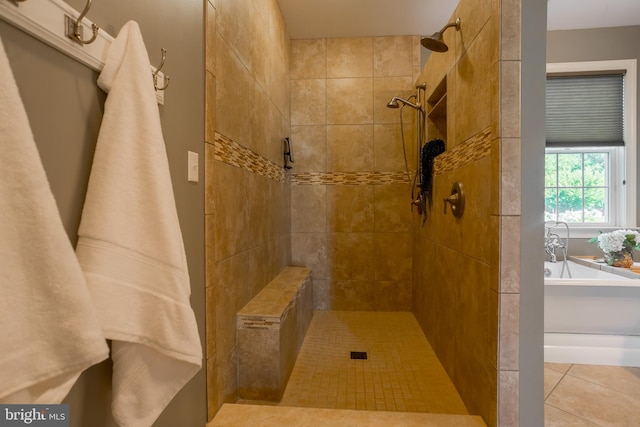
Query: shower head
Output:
[[420, 17, 461, 53], [386, 96, 421, 110], [420, 32, 448, 53], [386, 97, 401, 108]]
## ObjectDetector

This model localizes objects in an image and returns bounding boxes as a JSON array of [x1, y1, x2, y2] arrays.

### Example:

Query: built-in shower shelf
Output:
[[426, 76, 448, 140], [428, 93, 447, 119]]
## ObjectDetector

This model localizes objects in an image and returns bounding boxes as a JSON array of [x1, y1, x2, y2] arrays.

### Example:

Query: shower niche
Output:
[[426, 77, 447, 142]]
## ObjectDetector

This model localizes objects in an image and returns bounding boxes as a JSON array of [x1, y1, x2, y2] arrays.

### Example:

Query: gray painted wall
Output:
[[520, 0, 546, 425], [548, 26, 640, 257], [0, 0, 206, 425]]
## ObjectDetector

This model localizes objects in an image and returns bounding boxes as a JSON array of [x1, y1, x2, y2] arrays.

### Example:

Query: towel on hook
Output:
[[0, 37, 109, 404], [75, 21, 202, 427]]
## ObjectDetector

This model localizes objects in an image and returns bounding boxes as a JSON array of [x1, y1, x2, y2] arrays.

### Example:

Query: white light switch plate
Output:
[[187, 151, 199, 182]]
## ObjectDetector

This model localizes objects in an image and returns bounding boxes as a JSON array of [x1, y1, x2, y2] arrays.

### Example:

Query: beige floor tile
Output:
[[209, 404, 487, 427], [545, 374, 640, 425], [566, 364, 640, 401], [545, 362, 573, 374], [544, 367, 564, 400], [544, 404, 599, 427], [230, 317, 640, 426], [280, 311, 468, 415]]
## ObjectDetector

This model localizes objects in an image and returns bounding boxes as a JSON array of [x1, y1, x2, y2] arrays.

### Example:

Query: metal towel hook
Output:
[[65, 0, 99, 45], [153, 48, 170, 91], [283, 137, 294, 170]]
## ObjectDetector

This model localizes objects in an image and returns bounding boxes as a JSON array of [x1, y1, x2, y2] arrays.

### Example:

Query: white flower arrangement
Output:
[[589, 229, 640, 253]]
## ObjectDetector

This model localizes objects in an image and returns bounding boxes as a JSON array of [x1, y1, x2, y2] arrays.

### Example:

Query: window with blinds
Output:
[[545, 72, 627, 226], [544, 59, 636, 234], [546, 73, 624, 147]]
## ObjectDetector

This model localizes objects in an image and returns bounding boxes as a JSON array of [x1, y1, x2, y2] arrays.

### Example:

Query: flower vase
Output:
[[604, 248, 634, 268]]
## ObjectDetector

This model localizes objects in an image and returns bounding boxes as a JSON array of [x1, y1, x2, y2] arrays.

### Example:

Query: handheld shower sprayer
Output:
[[386, 96, 421, 110], [386, 83, 427, 110], [384, 83, 428, 214], [386, 94, 422, 110]]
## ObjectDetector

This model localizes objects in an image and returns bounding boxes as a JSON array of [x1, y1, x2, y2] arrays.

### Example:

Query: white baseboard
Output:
[[545, 333, 640, 367]]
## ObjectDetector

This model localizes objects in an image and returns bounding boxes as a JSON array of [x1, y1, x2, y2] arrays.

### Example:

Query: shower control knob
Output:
[[411, 195, 423, 215], [443, 194, 458, 214], [443, 182, 464, 218]]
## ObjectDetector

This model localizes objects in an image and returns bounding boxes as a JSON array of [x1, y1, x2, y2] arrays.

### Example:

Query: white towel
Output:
[[0, 38, 109, 404], [75, 21, 202, 427]]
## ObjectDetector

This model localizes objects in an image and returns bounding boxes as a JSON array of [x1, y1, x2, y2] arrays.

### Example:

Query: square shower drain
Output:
[[350, 351, 368, 360]]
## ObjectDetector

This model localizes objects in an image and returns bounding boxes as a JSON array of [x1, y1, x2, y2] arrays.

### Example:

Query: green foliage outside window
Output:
[[544, 152, 608, 223]]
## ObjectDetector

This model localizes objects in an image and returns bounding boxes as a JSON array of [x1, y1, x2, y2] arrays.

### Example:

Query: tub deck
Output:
[[570, 255, 640, 279]]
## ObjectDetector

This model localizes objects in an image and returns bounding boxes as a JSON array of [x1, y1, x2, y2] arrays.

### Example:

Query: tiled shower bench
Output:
[[236, 266, 313, 401]]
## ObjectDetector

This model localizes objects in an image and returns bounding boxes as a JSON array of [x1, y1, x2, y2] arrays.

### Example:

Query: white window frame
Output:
[[546, 59, 637, 238], [545, 147, 620, 226]]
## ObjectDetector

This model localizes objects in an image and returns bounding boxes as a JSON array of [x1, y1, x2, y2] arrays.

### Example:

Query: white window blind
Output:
[[546, 73, 624, 147]]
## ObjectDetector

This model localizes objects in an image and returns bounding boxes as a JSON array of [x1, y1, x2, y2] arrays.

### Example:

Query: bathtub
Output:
[[544, 259, 640, 367]]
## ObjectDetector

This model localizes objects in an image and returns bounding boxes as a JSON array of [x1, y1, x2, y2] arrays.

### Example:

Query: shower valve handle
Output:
[[443, 194, 458, 214], [411, 195, 423, 215], [443, 182, 465, 218]]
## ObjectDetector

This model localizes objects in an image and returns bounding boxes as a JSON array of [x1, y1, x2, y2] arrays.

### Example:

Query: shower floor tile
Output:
[[279, 311, 469, 414]]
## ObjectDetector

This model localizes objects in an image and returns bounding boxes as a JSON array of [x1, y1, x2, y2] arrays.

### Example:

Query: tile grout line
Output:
[[544, 363, 573, 403], [544, 402, 602, 427], [562, 366, 640, 401]]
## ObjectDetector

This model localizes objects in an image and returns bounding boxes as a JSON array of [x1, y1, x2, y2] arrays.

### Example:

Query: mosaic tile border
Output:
[[433, 127, 492, 175], [291, 171, 412, 185], [214, 132, 288, 183], [214, 128, 491, 186], [214, 132, 412, 186]]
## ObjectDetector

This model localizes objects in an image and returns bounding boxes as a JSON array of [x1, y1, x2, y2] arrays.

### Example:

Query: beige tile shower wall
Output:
[[290, 36, 419, 312], [204, 0, 292, 420], [412, 0, 521, 425]]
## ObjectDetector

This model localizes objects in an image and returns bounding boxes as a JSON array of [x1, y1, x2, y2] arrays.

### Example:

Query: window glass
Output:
[[544, 150, 611, 224], [584, 188, 607, 222], [557, 153, 582, 187], [544, 153, 557, 187]]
